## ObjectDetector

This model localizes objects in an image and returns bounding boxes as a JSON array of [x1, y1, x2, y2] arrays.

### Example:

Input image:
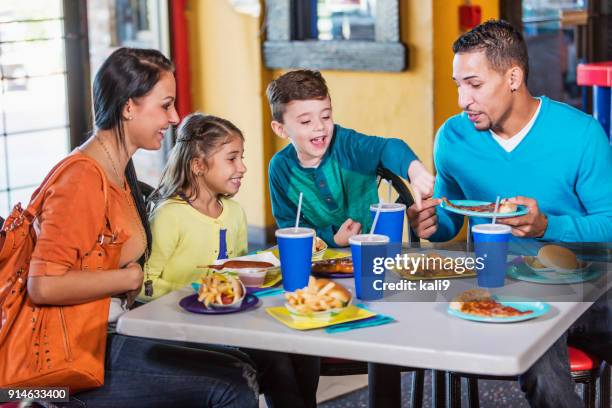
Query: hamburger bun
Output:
[[230, 275, 244, 301], [537, 245, 578, 270], [314, 278, 352, 304], [450, 288, 491, 311]]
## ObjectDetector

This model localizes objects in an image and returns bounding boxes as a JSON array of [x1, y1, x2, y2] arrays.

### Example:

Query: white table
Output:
[[117, 247, 611, 406]]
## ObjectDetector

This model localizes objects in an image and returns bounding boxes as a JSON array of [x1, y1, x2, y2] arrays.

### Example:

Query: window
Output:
[[87, 0, 171, 187], [0, 0, 71, 216], [264, 0, 407, 72]]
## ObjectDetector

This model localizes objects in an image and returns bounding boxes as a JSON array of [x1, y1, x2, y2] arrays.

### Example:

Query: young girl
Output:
[[142, 113, 248, 299], [142, 113, 320, 408]]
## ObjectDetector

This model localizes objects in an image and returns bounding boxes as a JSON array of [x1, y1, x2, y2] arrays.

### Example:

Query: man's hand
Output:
[[496, 196, 548, 238], [333, 218, 362, 247], [407, 198, 441, 239], [407, 161, 435, 210]]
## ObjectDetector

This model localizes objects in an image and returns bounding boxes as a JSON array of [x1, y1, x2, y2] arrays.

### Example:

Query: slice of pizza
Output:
[[441, 197, 518, 214], [450, 289, 532, 318]]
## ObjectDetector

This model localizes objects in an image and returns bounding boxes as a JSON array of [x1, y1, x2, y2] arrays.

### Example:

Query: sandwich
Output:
[[537, 245, 579, 270], [285, 277, 352, 314]]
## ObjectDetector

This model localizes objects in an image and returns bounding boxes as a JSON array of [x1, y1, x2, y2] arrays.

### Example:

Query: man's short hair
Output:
[[266, 70, 330, 123], [453, 19, 529, 81]]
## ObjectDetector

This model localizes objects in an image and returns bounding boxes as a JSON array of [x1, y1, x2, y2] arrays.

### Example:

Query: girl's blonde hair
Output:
[[149, 113, 244, 210]]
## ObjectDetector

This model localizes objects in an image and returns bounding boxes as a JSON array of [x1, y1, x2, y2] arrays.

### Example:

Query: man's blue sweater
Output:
[[431, 96, 612, 243]]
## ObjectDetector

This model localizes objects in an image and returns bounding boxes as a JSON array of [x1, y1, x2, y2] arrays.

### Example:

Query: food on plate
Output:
[[285, 277, 351, 314], [201, 259, 276, 288], [450, 289, 532, 318], [537, 245, 579, 270], [523, 256, 547, 269], [197, 272, 245, 308], [442, 197, 517, 213], [311, 257, 353, 274], [313, 236, 327, 253], [205, 260, 275, 270]]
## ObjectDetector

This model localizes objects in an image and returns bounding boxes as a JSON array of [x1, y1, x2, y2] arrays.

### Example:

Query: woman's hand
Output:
[[122, 262, 144, 308], [28, 262, 146, 306]]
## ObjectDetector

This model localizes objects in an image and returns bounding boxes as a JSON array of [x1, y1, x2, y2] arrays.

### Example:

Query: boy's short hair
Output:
[[266, 70, 329, 123], [453, 19, 529, 81]]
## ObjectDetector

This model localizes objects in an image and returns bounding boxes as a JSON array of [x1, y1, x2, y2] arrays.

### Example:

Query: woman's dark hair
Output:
[[92, 47, 174, 264], [149, 113, 244, 211]]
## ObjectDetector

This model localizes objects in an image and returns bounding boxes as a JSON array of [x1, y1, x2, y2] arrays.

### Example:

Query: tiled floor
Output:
[[318, 370, 611, 408]]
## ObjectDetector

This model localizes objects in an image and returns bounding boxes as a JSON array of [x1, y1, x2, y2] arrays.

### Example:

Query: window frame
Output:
[[263, 0, 407, 72]]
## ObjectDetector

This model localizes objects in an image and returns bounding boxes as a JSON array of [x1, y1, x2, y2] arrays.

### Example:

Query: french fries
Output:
[[197, 271, 243, 307], [284, 277, 348, 314]]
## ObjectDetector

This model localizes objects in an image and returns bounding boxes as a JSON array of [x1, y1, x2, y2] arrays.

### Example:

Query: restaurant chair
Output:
[[447, 346, 611, 408], [376, 166, 420, 243]]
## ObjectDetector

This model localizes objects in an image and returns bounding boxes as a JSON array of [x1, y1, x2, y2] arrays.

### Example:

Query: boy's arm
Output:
[[269, 163, 337, 246], [542, 121, 612, 242], [428, 126, 465, 242], [138, 207, 180, 301], [338, 126, 418, 178]]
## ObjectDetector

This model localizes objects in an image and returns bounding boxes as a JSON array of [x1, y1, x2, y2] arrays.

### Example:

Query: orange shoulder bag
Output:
[[0, 154, 122, 393]]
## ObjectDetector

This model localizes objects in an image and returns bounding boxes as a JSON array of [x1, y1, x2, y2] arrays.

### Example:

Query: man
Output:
[[409, 20, 612, 407]]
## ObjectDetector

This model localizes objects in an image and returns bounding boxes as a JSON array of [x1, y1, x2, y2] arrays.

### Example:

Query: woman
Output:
[[27, 48, 259, 408]]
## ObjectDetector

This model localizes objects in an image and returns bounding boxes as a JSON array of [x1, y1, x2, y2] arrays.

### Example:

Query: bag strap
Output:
[[24, 154, 112, 235]]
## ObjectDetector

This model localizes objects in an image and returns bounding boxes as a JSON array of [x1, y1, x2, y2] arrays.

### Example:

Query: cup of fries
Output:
[[197, 271, 246, 309], [284, 277, 352, 322]]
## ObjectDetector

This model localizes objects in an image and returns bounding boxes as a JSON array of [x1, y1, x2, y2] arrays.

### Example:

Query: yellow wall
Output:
[[433, 0, 499, 131], [187, 0, 274, 232], [273, 0, 435, 173]]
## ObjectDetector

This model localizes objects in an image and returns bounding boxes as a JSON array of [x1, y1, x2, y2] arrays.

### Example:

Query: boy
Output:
[[267, 70, 434, 247]]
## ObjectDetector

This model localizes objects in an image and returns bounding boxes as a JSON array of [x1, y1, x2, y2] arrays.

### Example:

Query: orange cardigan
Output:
[[30, 151, 136, 277]]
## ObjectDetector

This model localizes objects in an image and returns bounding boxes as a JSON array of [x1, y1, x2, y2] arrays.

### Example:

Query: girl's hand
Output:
[[408, 161, 435, 211], [333, 218, 362, 247]]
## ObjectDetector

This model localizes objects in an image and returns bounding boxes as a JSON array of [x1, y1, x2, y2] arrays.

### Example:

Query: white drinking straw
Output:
[[492, 195, 501, 225], [370, 202, 383, 235], [466, 217, 471, 254], [294, 192, 303, 230], [386, 179, 392, 203]]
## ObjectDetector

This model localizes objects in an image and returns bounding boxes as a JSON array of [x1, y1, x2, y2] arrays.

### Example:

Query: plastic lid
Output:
[[471, 224, 511, 234], [275, 227, 315, 238], [349, 234, 390, 245]]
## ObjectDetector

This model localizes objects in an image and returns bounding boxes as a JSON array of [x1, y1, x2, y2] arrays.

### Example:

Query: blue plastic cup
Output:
[[370, 203, 406, 243], [472, 224, 512, 288], [349, 234, 390, 300], [276, 227, 315, 291]]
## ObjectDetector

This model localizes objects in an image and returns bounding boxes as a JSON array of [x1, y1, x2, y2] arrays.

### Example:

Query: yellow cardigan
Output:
[[138, 196, 248, 301]]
